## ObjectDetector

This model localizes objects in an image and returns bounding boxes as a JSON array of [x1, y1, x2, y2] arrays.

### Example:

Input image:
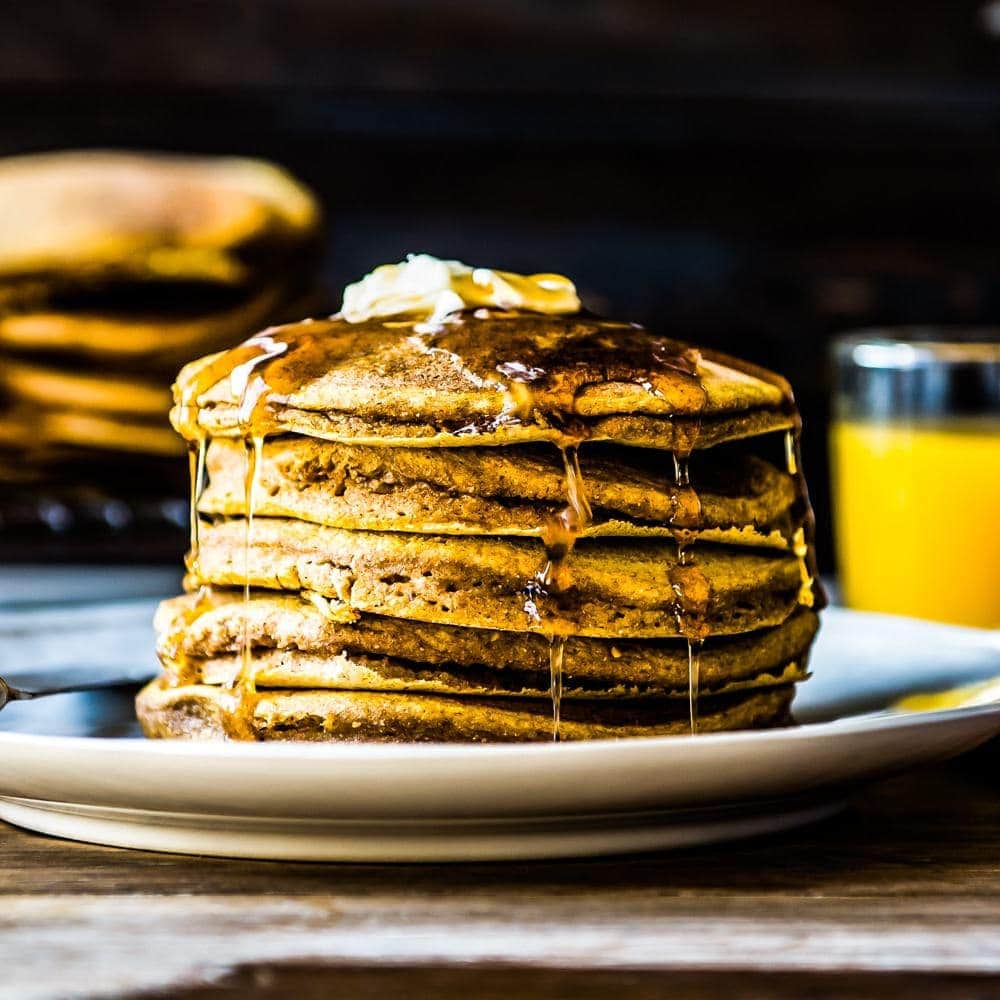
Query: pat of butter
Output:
[[341, 254, 581, 324]]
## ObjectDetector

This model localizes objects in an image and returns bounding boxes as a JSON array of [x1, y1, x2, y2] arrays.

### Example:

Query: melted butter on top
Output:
[[341, 254, 581, 324]]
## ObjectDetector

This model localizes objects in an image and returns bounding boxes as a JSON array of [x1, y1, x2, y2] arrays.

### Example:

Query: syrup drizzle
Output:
[[158, 584, 216, 688], [548, 634, 566, 741], [784, 429, 798, 476], [179, 331, 291, 739], [708, 347, 819, 607], [687, 637, 703, 732], [668, 473, 710, 735], [666, 374, 708, 733], [525, 442, 592, 741], [185, 437, 207, 577], [784, 426, 821, 608], [164, 426, 210, 687], [237, 434, 264, 694], [227, 386, 276, 738]]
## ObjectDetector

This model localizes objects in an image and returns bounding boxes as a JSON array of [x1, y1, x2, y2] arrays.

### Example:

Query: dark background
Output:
[[5, 0, 1000, 568]]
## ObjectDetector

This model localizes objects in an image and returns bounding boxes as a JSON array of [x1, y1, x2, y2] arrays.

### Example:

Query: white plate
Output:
[[0, 606, 998, 861]]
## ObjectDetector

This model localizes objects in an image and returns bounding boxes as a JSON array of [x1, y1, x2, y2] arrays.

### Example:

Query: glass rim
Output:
[[832, 328, 1000, 369]]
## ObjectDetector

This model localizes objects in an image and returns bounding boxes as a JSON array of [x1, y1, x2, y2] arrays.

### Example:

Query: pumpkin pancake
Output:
[[189, 649, 807, 700], [0, 406, 42, 451], [0, 150, 320, 286], [0, 358, 172, 418], [0, 279, 296, 367], [0, 277, 56, 313], [157, 589, 818, 694], [198, 437, 798, 546], [189, 405, 794, 453], [191, 517, 806, 637], [34, 410, 183, 457], [0, 402, 182, 458], [135, 679, 795, 743], [171, 312, 795, 450]]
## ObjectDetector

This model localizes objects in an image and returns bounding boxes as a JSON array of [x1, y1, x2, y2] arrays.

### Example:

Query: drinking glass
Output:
[[830, 330, 1000, 628]]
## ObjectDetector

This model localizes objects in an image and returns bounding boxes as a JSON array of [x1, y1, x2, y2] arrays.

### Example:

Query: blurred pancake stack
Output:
[[138, 255, 822, 743], [0, 150, 322, 549]]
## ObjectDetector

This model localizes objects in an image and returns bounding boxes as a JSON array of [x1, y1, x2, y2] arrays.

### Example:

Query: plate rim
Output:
[[1, 698, 998, 761]]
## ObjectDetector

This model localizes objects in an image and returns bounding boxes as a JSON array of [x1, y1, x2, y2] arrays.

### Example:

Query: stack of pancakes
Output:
[[138, 261, 821, 742], [0, 150, 321, 501]]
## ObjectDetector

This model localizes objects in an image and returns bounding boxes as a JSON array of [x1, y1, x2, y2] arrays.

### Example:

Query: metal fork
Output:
[[0, 672, 151, 711]]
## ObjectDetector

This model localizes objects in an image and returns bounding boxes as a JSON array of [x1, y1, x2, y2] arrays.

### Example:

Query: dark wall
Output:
[[5, 0, 1000, 566]]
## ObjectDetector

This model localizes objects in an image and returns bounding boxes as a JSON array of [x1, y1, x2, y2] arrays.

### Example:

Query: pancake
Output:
[[135, 679, 795, 743], [0, 358, 172, 418], [0, 280, 297, 366], [32, 409, 182, 457], [0, 151, 320, 286], [157, 589, 819, 694], [0, 152, 324, 506], [198, 436, 798, 546], [0, 407, 43, 450], [188, 405, 794, 453], [171, 313, 795, 450], [191, 517, 806, 637], [188, 649, 807, 699], [0, 277, 55, 313]]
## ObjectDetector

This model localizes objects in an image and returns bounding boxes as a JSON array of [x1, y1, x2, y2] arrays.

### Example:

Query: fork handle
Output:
[[0, 674, 149, 710], [0, 677, 37, 710], [0, 677, 14, 711]]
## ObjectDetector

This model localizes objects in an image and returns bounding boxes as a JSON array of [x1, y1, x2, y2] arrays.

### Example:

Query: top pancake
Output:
[[0, 150, 320, 287], [171, 312, 795, 450]]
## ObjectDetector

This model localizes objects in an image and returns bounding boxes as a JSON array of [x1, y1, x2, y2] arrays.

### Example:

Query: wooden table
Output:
[[2, 750, 998, 1000]]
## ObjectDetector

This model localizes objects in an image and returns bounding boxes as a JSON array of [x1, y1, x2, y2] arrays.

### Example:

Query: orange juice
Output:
[[831, 419, 1000, 628]]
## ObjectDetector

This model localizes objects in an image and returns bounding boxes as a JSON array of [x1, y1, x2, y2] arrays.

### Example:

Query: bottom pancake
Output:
[[136, 679, 795, 743]]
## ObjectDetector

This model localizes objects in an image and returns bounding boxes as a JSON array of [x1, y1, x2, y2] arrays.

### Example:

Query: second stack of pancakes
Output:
[[0, 150, 321, 501], [140, 257, 821, 742]]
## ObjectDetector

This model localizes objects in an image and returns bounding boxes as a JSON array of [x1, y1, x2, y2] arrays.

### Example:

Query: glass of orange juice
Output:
[[830, 332, 1000, 628]]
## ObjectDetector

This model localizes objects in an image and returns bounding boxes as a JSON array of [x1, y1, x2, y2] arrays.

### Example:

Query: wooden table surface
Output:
[[2, 749, 999, 1000]]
